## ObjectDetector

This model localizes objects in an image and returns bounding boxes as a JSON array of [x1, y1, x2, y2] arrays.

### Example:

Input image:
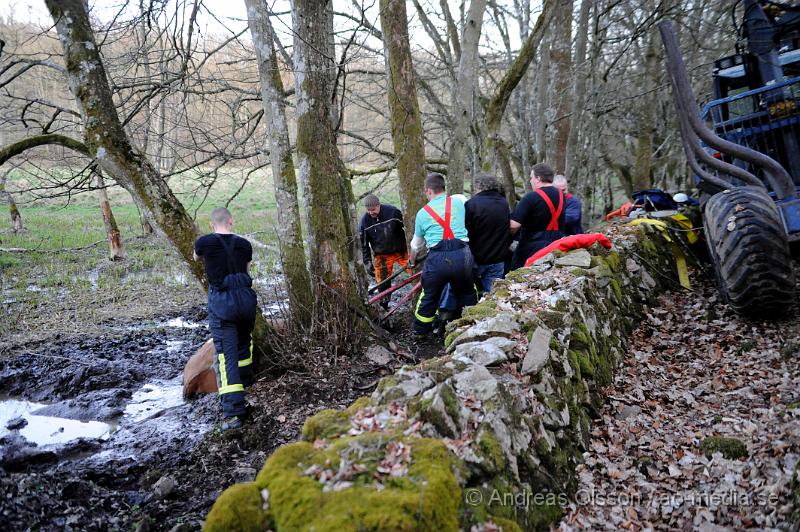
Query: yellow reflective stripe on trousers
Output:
[[239, 341, 253, 367], [218, 353, 229, 387], [414, 289, 436, 323], [217, 352, 244, 394]]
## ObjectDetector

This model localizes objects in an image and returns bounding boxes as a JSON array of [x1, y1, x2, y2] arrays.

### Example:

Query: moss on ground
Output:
[[204, 482, 272, 532], [206, 438, 461, 531], [700, 437, 748, 459], [477, 428, 506, 474], [462, 299, 499, 321], [301, 409, 351, 441], [347, 396, 371, 414]]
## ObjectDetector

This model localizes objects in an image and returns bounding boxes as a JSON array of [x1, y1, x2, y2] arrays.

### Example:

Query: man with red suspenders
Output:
[[509, 163, 566, 270], [408, 173, 477, 335]]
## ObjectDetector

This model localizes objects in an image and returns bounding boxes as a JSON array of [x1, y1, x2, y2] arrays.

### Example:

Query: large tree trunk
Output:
[[446, 0, 487, 194], [95, 169, 125, 260], [245, 0, 313, 325], [564, 0, 593, 178], [379, 0, 426, 232], [45, 0, 204, 285], [0, 168, 23, 232], [548, 0, 573, 174], [292, 0, 365, 310]]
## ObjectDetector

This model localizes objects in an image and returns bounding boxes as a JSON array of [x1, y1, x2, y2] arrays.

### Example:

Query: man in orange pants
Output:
[[359, 194, 408, 308]]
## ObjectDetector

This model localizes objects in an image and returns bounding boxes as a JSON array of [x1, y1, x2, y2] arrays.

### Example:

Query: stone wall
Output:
[[204, 223, 682, 531]]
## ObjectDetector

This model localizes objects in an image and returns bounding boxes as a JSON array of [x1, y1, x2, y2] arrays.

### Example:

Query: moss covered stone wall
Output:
[[204, 223, 682, 531]]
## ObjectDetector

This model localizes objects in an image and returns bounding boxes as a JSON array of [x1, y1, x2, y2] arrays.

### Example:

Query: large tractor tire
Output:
[[704, 186, 796, 316]]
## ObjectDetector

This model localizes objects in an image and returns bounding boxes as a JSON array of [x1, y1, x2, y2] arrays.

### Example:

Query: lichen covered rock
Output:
[[205, 223, 683, 530]]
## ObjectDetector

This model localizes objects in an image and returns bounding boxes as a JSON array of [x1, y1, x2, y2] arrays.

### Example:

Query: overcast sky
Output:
[[1, 0, 533, 54]]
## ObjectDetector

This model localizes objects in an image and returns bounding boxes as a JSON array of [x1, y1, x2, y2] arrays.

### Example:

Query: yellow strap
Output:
[[671, 242, 691, 289], [669, 213, 699, 244], [628, 218, 691, 289], [627, 218, 671, 240], [414, 289, 436, 323], [219, 384, 245, 394]]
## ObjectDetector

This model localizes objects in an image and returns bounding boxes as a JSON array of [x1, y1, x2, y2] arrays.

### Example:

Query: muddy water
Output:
[[0, 309, 219, 527], [0, 311, 226, 528], [123, 376, 185, 422], [0, 399, 116, 446]]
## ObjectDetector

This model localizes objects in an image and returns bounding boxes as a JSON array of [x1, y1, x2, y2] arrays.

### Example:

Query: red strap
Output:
[[422, 196, 455, 240], [534, 188, 564, 231]]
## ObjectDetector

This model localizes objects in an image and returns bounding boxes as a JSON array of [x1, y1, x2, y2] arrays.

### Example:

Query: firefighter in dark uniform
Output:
[[193, 207, 257, 431], [408, 173, 477, 335], [509, 163, 566, 270], [359, 194, 408, 308]]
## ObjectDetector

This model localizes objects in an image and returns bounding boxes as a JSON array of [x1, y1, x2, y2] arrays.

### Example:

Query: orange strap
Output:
[[534, 189, 564, 231], [422, 196, 455, 240]]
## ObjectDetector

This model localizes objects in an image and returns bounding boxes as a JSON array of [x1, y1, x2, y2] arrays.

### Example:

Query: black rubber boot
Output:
[[220, 416, 244, 432]]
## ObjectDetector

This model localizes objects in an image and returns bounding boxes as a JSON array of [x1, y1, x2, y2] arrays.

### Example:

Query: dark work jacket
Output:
[[510, 186, 566, 269], [564, 194, 585, 236], [359, 204, 407, 264], [465, 190, 511, 265]]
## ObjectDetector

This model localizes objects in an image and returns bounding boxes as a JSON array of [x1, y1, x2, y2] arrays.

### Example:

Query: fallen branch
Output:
[[0, 239, 105, 253]]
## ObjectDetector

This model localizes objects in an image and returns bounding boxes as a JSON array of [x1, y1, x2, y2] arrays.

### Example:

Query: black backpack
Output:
[[631, 189, 678, 211]]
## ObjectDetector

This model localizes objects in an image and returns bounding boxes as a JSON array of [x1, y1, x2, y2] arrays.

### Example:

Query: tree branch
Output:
[[0, 134, 90, 167]]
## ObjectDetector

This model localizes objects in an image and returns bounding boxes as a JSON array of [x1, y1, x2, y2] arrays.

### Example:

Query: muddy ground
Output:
[[0, 297, 440, 531]]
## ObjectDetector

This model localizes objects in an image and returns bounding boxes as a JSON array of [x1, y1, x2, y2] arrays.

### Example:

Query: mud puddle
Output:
[[1, 314, 209, 447], [124, 376, 185, 422], [0, 399, 116, 446]]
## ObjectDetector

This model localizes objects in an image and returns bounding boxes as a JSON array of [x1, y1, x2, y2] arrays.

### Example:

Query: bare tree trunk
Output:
[[446, 0, 487, 194], [534, 31, 551, 165], [95, 169, 125, 260], [379, 0, 427, 232], [45, 0, 204, 284], [548, 0, 573, 173], [0, 168, 23, 232], [245, 0, 313, 324], [292, 0, 365, 309], [565, 0, 593, 178], [633, 29, 659, 192]]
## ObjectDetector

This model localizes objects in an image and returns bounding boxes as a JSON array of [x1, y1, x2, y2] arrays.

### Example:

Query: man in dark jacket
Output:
[[193, 207, 257, 432], [554, 174, 584, 235], [465, 174, 511, 293], [359, 195, 408, 302], [509, 163, 566, 270]]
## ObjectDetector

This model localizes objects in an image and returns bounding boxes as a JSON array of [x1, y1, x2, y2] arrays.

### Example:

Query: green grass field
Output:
[[0, 167, 405, 343]]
